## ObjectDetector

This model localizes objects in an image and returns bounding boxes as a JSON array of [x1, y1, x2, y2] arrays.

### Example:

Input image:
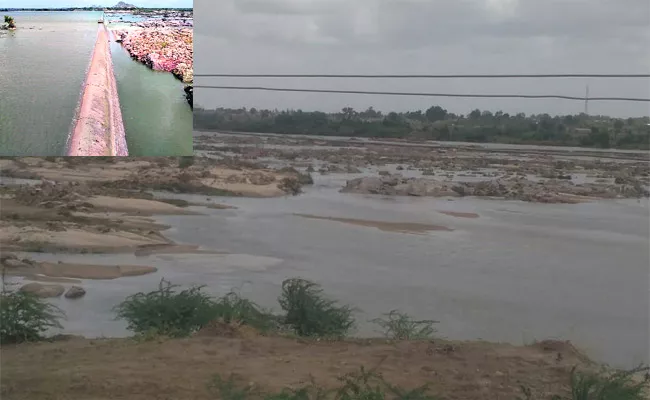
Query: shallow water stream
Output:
[[14, 171, 649, 369]]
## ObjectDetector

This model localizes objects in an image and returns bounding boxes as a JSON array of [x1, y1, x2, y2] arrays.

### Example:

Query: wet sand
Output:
[[438, 211, 480, 218], [294, 214, 452, 233], [2, 256, 157, 280]]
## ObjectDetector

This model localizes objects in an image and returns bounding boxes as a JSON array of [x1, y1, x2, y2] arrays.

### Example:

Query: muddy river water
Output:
[[15, 168, 649, 369]]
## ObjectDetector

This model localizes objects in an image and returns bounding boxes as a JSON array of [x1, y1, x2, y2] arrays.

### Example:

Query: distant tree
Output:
[[191, 105, 647, 149], [360, 106, 380, 119], [403, 110, 424, 122], [383, 112, 402, 127], [425, 106, 448, 122], [468, 109, 481, 120], [588, 127, 610, 148], [613, 119, 624, 142], [341, 107, 357, 121]]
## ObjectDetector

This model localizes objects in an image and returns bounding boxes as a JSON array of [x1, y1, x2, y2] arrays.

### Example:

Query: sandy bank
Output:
[[1, 255, 157, 280], [85, 195, 199, 215], [1, 157, 308, 198], [439, 211, 480, 218], [67, 26, 127, 156], [0, 224, 168, 253], [294, 214, 452, 234]]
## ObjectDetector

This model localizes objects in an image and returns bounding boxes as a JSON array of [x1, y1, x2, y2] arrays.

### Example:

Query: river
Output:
[[16, 170, 649, 369], [0, 11, 191, 156]]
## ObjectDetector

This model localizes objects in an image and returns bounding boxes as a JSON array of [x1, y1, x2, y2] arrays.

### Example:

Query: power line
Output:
[[195, 73, 650, 79], [193, 85, 650, 102]]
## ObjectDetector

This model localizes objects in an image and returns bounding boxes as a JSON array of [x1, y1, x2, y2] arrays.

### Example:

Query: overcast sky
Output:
[[195, 0, 650, 117], [0, 0, 191, 7]]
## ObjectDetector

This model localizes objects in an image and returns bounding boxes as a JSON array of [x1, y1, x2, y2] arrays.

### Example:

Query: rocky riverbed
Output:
[[114, 28, 193, 83], [194, 132, 650, 204], [0, 156, 311, 299]]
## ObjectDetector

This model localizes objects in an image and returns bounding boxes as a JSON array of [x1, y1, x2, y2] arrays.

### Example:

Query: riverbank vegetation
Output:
[[194, 107, 650, 150], [1, 275, 648, 399], [2, 15, 15, 29], [0, 275, 63, 344]]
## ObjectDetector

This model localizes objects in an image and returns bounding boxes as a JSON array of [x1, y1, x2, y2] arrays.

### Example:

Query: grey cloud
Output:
[[194, 0, 650, 117]]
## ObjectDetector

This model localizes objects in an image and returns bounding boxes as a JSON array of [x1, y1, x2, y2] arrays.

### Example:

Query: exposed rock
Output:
[[278, 177, 302, 195], [322, 164, 362, 174], [184, 85, 193, 108], [341, 174, 649, 203], [3, 258, 30, 268], [247, 172, 275, 185], [113, 28, 193, 86], [19, 283, 65, 298], [64, 286, 86, 299], [1, 252, 18, 264]]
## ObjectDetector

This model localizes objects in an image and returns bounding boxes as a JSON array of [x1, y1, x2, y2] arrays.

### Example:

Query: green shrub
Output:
[[518, 365, 650, 400], [114, 279, 277, 337], [178, 156, 195, 169], [278, 278, 355, 338], [213, 291, 278, 333], [114, 278, 217, 337], [0, 288, 64, 344], [371, 310, 438, 340], [568, 365, 649, 400], [210, 367, 438, 400]]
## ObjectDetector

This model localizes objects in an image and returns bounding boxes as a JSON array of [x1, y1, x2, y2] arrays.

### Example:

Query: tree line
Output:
[[194, 106, 650, 149]]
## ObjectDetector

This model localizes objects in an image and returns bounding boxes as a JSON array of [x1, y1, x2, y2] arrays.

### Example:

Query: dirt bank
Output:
[[67, 26, 127, 156], [0, 335, 600, 400]]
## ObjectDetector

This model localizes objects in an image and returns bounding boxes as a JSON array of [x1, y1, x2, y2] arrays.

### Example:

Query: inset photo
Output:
[[0, 1, 193, 156]]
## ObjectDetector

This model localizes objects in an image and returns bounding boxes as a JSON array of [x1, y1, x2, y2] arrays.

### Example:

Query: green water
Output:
[[0, 12, 100, 156], [110, 39, 192, 156], [0, 12, 192, 156]]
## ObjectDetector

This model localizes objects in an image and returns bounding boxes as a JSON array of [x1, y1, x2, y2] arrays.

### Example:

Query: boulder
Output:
[[64, 286, 86, 299], [184, 85, 193, 108], [3, 258, 30, 268], [0, 252, 18, 263], [19, 283, 65, 298]]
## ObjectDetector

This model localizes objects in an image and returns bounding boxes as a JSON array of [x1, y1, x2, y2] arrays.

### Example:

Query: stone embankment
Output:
[[113, 22, 193, 106], [67, 26, 128, 156], [114, 28, 193, 83]]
